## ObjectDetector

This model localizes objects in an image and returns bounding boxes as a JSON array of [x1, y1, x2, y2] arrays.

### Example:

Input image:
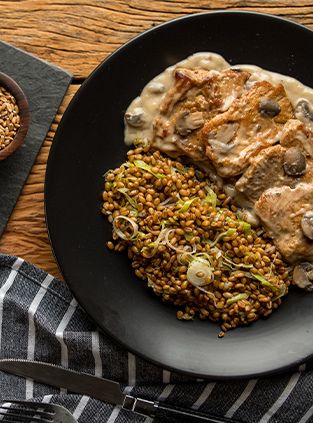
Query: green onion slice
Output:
[[112, 215, 138, 240], [117, 188, 138, 209], [178, 198, 197, 213], [272, 285, 287, 301], [242, 221, 251, 235], [210, 228, 236, 247], [222, 255, 253, 270], [133, 160, 166, 179], [187, 256, 213, 284], [203, 186, 217, 208], [226, 293, 248, 306], [251, 273, 278, 291]]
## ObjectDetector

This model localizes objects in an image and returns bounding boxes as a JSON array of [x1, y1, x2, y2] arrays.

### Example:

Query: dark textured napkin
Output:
[[1, 253, 313, 422], [0, 41, 72, 236]]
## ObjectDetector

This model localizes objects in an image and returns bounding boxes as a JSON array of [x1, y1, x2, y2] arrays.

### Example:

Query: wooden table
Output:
[[0, 0, 312, 280]]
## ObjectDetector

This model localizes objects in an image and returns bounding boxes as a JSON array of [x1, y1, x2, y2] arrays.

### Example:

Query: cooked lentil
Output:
[[0, 86, 20, 151], [102, 145, 292, 335]]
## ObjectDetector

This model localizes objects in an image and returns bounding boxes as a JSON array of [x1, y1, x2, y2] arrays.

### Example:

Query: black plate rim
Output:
[[45, 10, 313, 380]]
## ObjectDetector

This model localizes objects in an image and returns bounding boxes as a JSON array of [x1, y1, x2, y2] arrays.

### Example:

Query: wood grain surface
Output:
[[0, 0, 313, 279]]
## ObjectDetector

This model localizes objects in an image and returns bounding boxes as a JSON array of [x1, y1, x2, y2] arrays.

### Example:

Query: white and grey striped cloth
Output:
[[0, 253, 313, 423]]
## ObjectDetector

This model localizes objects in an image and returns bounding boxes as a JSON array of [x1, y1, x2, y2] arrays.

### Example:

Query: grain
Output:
[[102, 146, 292, 334], [0, 86, 20, 151]]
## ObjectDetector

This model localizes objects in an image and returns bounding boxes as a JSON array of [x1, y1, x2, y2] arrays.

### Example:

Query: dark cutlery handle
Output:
[[154, 402, 237, 422], [123, 395, 238, 423]]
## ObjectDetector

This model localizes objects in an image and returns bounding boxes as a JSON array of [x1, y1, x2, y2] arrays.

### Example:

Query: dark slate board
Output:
[[0, 41, 72, 237]]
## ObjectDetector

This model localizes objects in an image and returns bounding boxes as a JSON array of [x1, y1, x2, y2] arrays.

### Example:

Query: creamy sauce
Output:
[[124, 53, 229, 146], [124, 52, 313, 146]]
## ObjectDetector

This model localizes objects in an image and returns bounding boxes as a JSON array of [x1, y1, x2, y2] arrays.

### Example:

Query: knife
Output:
[[0, 359, 239, 423]]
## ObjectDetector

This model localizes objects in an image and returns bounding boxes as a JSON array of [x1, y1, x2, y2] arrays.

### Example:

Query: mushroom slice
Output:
[[295, 99, 313, 126], [259, 98, 281, 117], [175, 111, 204, 136], [293, 262, 313, 291], [301, 211, 313, 240], [147, 81, 165, 94], [283, 147, 306, 176], [125, 107, 146, 127]]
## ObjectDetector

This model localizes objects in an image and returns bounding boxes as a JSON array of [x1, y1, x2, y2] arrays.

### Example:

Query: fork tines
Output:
[[0, 400, 54, 422]]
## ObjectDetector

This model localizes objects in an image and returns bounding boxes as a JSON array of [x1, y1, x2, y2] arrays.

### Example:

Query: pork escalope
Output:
[[201, 81, 294, 177], [235, 118, 313, 203], [254, 184, 313, 264], [280, 118, 313, 158], [153, 68, 250, 161], [235, 145, 292, 204]]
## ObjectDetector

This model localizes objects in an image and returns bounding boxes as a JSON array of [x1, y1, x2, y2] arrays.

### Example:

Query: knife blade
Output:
[[0, 359, 239, 423], [0, 358, 124, 404]]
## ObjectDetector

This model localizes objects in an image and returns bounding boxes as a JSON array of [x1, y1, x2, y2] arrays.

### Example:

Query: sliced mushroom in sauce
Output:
[[283, 147, 306, 176], [147, 81, 166, 94], [259, 98, 281, 118], [175, 111, 204, 136], [293, 262, 313, 291], [295, 99, 313, 124], [301, 211, 313, 240], [124, 107, 146, 127]]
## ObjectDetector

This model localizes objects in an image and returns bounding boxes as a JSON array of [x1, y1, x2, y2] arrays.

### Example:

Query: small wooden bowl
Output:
[[0, 72, 30, 161]]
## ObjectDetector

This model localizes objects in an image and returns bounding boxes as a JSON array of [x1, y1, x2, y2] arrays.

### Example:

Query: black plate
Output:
[[45, 11, 313, 379]]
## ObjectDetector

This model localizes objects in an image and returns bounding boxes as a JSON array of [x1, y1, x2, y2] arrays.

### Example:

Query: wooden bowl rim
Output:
[[0, 71, 30, 160]]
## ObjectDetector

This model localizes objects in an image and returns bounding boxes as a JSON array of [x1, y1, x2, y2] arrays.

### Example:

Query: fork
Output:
[[0, 400, 77, 422]]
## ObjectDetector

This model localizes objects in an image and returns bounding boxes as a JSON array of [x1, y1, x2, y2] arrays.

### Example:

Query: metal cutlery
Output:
[[0, 359, 239, 422], [0, 399, 77, 423]]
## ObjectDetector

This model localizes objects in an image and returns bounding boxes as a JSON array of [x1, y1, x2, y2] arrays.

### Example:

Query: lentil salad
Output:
[[102, 144, 292, 336]]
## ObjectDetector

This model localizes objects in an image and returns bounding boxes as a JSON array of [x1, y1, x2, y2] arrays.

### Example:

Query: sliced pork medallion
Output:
[[254, 183, 313, 264], [235, 145, 293, 203], [280, 119, 313, 186], [158, 67, 212, 115], [235, 139, 313, 206], [153, 68, 250, 161], [201, 81, 294, 177], [279, 118, 313, 185], [280, 118, 313, 158]]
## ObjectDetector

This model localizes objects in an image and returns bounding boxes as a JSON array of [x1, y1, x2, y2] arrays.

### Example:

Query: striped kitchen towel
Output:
[[0, 253, 313, 423]]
